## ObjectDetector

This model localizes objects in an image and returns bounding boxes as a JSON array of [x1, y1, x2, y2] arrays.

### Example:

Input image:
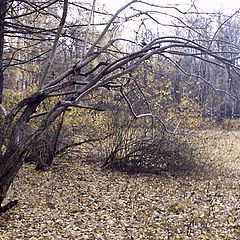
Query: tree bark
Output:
[[0, 94, 45, 210], [0, 0, 8, 104]]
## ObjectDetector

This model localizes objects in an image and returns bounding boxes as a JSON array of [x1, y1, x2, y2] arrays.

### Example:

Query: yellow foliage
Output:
[[64, 107, 112, 138], [166, 97, 212, 129], [3, 85, 115, 139], [222, 119, 240, 130], [3, 85, 37, 111], [167, 202, 185, 213], [198, 234, 208, 240]]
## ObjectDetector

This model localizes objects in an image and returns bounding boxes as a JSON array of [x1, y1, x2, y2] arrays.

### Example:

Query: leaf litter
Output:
[[0, 131, 240, 239]]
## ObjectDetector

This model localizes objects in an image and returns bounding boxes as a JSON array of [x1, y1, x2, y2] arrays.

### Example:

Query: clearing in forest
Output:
[[1, 130, 240, 239]]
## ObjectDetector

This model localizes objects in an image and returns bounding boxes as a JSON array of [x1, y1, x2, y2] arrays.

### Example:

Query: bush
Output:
[[102, 133, 203, 175], [87, 111, 206, 175]]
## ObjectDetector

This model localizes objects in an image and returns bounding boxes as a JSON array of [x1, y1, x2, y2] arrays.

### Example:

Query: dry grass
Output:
[[0, 130, 240, 239]]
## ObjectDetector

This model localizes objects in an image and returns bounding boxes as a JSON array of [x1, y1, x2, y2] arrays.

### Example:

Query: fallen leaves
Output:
[[0, 131, 240, 239]]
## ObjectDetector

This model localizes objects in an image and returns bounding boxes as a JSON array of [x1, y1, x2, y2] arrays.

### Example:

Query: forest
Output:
[[0, 0, 240, 239]]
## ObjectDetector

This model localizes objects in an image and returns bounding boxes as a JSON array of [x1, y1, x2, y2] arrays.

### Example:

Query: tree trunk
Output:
[[0, 94, 45, 211], [35, 114, 64, 171], [0, 147, 24, 212], [0, 0, 8, 104]]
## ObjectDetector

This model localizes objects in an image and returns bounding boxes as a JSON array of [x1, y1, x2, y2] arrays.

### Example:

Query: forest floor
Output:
[[1, 130, 240, 239]]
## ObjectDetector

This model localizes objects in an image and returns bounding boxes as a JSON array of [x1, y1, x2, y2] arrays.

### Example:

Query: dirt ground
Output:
[[1, 130, 240, 239]]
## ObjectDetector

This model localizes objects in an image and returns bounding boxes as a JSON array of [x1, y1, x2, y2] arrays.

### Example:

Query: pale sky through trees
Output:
[[98, 0, 240, 13], [91, 0, 240, 40]]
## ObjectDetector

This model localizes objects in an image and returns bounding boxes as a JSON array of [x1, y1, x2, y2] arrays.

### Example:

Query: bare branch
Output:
[[120, 87, 166, 130], [39, 0, 69, 89], [82, 0, 96, 56], [84, 0, 138, 57], [0, 104, 7, 117], [60, 101, 105, 112], [208, 9, 240, 50]]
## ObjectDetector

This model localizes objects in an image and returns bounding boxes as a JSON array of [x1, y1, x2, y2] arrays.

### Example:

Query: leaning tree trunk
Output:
[[0, 88, 68, 212], [0, 93, 47, 212]]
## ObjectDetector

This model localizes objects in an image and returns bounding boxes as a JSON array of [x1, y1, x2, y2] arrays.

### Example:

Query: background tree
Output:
[[0, 0, 8, 103]]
